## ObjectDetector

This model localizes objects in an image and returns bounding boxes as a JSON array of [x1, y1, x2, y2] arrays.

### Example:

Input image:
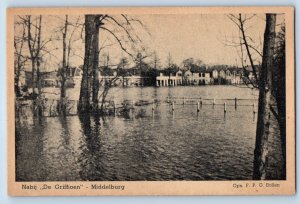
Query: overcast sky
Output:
[[14, 14, 284, 71]]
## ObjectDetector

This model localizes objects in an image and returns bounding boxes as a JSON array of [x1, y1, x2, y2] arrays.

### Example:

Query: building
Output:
[[156, 73, 169, 86], [68, 66, 149, 88], [156, 71, 183, 86], [183, 69, 192, 85], [225, 68, 243, 84], [155, 64, 246, 86]]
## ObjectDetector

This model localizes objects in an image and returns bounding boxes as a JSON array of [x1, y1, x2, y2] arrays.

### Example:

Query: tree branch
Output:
[[100, 26, 134, 58]]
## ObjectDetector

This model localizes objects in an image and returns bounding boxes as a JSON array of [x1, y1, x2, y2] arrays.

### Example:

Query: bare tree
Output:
[[151, 51, 160, 70], [135, 52, 148, 73], [226, 14, 262, 88], [61, 15, 68, 99], [272, 24, 286, 179], [78, 15, 102, 113], [19, 15, 52, 96], [27, 15, 42, 94], [253, 14, 276, 180], [25, 15, 39, 94], [58, 15, 82, 103], [51, 15, 82, 95], [78, 14, 147, 114], [227, 14, 284, 179], [167, 52, 172, 69], [14, 21, 28, 97]]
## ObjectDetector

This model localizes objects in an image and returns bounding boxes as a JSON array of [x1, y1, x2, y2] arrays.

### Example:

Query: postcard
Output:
[[7, 7, 295, 196]]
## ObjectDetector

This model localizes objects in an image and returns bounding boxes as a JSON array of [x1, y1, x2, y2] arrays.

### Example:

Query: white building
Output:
[[156, 71, 183, 86]]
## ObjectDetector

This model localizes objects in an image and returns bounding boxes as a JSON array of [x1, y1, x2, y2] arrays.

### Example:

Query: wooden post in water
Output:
[[113, 101, 116, 117], [151, 100, 154, 116], [167, 96, 170, 103], [253, 103, 256, 114], [130, 106, 132, 117], [172, 101, 175, 112], [197, 101, 200, 113], [213, 98, 215, 108], [234, 97, 237, 110], [183, 97, 185, 105], [224, 102, 227, 113], [152, 100, 155, 111], [76, 100, 79, 112], [200, 99, 203, 108]]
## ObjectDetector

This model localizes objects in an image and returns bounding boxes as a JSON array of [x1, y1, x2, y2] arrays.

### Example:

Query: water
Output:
[[15, 86, 282, 181]]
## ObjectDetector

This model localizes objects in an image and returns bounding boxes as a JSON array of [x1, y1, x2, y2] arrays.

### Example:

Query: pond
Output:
[[15, 86, 283, 181]]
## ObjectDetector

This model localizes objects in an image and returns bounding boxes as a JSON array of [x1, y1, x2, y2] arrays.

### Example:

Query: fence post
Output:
[[235, 97, 237, 110], [172, 101, 175, 112], [152, 100, 155, 111], [253, 103, 256, 114], [224, 102, 227, 113], [197, 101, 200, 112], [113, 101, 116, 116], [130, 106, 132, 116]]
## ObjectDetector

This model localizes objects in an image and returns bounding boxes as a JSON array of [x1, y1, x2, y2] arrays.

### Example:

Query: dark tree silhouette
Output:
[[78, 14, 147, 114], [253, 14, 277, 180], [227, 13, 285, 179]]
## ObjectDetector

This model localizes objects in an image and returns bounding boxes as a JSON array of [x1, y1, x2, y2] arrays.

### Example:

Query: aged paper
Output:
[[7, 7, 295, 196]]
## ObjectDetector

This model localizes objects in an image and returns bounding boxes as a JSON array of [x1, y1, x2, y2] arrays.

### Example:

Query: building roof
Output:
[[205, 66, 243, 73]]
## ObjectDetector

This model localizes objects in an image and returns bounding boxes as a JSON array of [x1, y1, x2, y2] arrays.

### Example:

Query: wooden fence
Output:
[[17, 96, 258, 117]]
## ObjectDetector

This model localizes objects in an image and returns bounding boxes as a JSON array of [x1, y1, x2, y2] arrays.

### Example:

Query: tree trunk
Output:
[[36, 60, 41, 94], [14, 25, 26, 97], [61, 15, 68, 99], [276, 60, 286, 180], [253, 14, 276, 180], [273, 26, 286, 179], [92, 24, 100, 109], [14, 59, 21, 96], [278, 108, 286, 179], [36, 15, 42, 95], [78, 15, 101, 113], [26, 16, 36, 94]]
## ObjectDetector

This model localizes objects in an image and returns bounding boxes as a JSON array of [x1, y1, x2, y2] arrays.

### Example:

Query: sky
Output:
[[14, 13, 284, 71], [137, 14, 266, 66]]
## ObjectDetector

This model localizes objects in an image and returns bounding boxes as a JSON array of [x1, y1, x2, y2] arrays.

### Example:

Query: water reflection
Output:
[[78, 114, 106, 181], [16, 112, 47, 181]]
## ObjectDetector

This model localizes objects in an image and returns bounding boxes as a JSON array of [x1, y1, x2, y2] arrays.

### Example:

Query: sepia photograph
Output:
[[7, 7, 295, 195]]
